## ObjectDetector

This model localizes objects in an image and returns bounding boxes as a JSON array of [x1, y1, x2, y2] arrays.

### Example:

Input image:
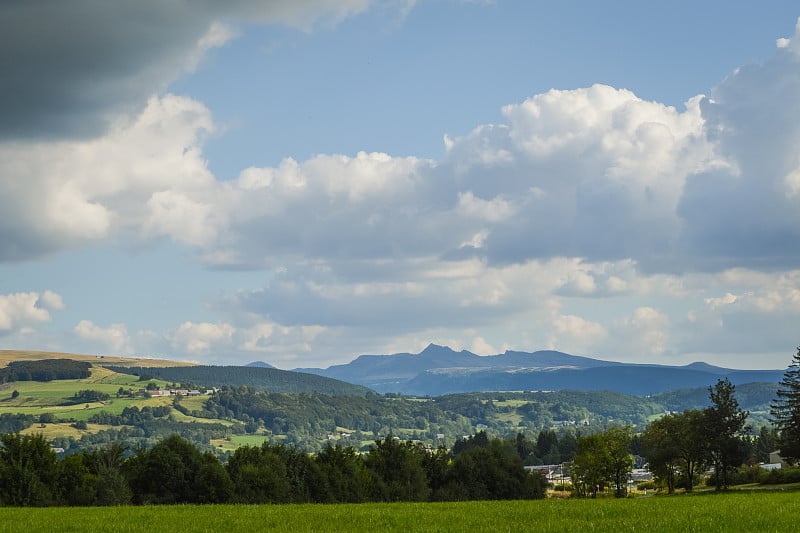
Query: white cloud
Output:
[[457, 191, 516, 222], [612, 307, 669, 357], [0, 291, 63, 334], [549, 314, 609, 354], [73, 320, 133, 355], [3, 10, 800, 369], [171, 321, 235, 355], [0, 94, 220, 260], [775, 17, 800, 55]]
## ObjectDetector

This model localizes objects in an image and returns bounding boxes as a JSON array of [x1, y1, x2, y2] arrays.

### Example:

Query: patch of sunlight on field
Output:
[[210, 435, 273, 451], [496, 412, 524, 426], [170, 409, 234, 426], [176, 395, 214, 413], [19, 422, 114, 439]]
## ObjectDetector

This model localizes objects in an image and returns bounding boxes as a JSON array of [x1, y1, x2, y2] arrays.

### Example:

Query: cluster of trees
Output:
[[0, 414, 35, 434], [512, 429, 578, 466], [568, 379, 750, 497], [639, 379, 750, 493], [64, 390, 110, 405], [0, 431, 545, 507], [200, 387, 475, 449], [572, 426, 635, 498], [0, 360, 91, 383]]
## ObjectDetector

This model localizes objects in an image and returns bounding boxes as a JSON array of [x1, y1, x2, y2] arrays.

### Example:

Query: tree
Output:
[[315, 443, 369, 503], [225, 443, 290, 504], [771, 347, 800, 463], [124, 434, 231, 504], [643, 410, 706, 493], [534, 430, 561, 465], [447, 437, 544, 500], [604, 427, 634, 498], [752, 426, 780, 464], [365, 435, 430, 502], [0, 433, 58, 506], [571, 433, 610, 498], [83, 443, 132, 505], [704, 379, 748, 490], [571, 427, 633, 498]]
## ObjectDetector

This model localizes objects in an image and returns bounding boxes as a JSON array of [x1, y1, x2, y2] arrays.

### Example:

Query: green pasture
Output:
[[0, 366, 231, 438], [0, 367, 172, 408], [0, 492, 798, 532]]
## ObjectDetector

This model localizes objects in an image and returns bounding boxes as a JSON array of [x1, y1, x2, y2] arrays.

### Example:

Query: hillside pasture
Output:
[[0, 364, 236, 438], [0, 349, 195, 368]]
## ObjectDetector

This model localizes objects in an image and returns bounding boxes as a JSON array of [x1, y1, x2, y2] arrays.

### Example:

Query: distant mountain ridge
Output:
[[246, 361, 276, 369], [295, 344, 786, 396]]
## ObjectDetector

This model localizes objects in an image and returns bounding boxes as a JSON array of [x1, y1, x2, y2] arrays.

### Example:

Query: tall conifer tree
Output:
[[770, 347, 800, 463]]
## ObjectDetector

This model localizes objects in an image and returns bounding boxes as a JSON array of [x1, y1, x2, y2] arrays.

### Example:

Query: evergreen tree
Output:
[[704, 379, 748, 490], [771, 347, 800, 463]]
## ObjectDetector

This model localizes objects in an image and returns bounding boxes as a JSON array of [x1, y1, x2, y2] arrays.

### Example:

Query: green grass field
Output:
[[0, 492, 797, 532]]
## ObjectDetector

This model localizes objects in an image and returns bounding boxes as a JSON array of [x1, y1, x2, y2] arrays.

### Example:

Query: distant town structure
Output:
[[144, 388, 217, 398]]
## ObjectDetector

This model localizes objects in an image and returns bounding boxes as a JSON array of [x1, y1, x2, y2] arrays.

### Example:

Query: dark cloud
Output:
[[675, 45, 800, 271], [0, 1, 217, 139], [0, 0, 372, 140]]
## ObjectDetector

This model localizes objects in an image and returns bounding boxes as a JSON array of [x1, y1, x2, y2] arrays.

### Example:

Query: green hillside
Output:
[[103, 365, 372, 396]]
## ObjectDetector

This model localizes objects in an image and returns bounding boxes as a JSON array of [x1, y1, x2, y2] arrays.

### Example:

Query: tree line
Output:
[[0, 360, 91, 383], [571, 350, 800, 498], [0, 431, 546, 507]]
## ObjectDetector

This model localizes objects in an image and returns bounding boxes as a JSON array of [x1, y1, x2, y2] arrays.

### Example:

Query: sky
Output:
[[2, 1, 800, 370]]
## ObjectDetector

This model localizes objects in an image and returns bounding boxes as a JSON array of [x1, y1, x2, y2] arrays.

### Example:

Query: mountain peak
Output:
[[419, 343, 454, 355], [246, 361, 275, 369]]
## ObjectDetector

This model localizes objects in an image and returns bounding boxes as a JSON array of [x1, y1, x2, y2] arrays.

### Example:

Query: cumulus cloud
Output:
[[672, 269, 800, 357], [0, 0, 373, 140], [611, 307, 670, 357], [0, 291, 64, 335], [0, 94, 218, 261], [3, 5, 800, 368], [7, 21, 800, 271], [73, 320, 133, 355], [171, 321, 236, 356], [676, 19, 800, 271], [548, 314, 609, 354]]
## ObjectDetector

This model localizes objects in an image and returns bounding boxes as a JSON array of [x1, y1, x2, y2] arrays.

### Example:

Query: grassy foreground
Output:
[[1, 492, 798, 533]]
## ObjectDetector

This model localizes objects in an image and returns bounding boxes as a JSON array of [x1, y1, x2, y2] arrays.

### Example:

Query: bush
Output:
[[760, 466, 800, 485], [636, 480, 657, 491]]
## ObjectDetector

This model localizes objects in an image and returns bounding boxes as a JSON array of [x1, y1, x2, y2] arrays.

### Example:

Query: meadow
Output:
[[0, 492, 797, 533]]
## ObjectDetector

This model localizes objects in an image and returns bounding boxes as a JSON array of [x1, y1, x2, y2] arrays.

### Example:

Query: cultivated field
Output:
[[0, 492, 797, 532]]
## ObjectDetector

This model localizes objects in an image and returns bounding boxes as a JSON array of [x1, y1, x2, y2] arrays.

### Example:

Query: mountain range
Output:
[[293, 344, 787, 396]]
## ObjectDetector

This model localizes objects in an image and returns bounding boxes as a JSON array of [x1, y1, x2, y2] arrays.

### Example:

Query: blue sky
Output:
[[2, 1, 800, 370]]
